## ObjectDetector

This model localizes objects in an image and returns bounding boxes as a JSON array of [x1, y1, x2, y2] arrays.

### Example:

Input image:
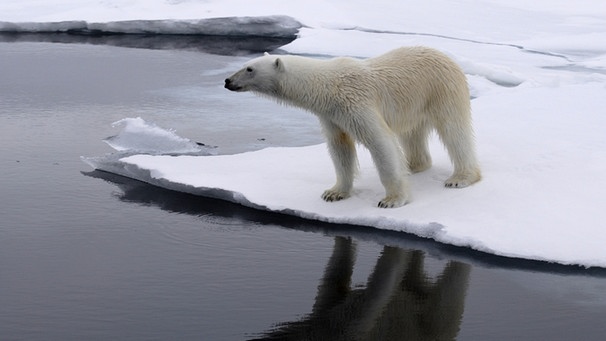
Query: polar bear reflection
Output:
[[249, 237, 470, 340]]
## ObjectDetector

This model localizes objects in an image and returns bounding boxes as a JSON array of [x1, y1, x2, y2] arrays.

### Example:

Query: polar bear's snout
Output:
[[224, 77, 246, 92], [224, 78, 237, 91]]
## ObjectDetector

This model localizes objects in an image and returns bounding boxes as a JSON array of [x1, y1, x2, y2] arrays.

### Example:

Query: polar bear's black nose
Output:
[[225, 78, 240, 91]]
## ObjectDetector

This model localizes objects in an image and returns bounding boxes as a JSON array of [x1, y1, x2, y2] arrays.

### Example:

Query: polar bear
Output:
[[225, 47, 481, 208]]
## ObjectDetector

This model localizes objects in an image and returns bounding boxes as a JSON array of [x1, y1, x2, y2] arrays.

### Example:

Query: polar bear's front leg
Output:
[[320, 119, 358, 202], [363, 130, 411, 208]]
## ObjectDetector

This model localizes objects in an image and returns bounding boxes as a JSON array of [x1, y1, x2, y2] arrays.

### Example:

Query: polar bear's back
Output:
[[365, 46, 467, 95], [366, 47, 463, 77], [268, 47, 470, 129], [362, 47, 470, 127]]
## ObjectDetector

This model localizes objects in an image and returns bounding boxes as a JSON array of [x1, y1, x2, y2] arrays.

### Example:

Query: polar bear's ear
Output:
[[274, 58, 284, 72], [264, 52, 270, 56]]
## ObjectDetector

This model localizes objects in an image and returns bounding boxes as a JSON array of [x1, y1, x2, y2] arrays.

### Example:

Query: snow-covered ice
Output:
[[4, 0, 605, 267], [84, 81, 606, 268]]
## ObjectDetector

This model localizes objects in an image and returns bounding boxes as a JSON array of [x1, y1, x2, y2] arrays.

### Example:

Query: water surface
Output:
[[1, 41, 605, 341]]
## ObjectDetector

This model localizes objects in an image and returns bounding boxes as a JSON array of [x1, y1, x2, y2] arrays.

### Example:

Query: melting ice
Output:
[[103, 117, 213, 155]]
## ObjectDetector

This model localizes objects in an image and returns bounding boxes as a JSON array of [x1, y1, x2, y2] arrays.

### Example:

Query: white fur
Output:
[[225, 47, 481, 208]]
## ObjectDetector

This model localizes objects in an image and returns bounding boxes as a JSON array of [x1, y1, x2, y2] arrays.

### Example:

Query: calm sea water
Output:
[[1, 39, 605, 341]]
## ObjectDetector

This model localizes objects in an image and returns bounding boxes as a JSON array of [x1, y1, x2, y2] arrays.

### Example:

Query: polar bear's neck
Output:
[[273, 56, 349, 115]]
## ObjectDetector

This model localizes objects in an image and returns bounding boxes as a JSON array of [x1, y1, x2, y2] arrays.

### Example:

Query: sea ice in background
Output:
[[0, 15, 302, 38]]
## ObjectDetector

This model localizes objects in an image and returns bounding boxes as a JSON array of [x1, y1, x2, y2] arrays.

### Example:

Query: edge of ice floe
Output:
[[0, 15, 302, 38]]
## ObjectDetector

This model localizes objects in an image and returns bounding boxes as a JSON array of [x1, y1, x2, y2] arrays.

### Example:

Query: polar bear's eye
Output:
[[246, 67, 254, 72]]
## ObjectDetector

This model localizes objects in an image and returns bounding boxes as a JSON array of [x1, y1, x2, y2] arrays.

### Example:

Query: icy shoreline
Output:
[[84, 110, 606, 269]]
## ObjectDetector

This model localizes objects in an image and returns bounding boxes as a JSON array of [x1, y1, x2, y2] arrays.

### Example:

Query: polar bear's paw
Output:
[[445, 173, 481, 188], [322, 189, 350, 202], [378, 194, 410, 208]]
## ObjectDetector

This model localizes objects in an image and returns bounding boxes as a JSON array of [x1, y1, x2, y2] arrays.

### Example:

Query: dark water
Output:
[[1, 40, 605, 341]]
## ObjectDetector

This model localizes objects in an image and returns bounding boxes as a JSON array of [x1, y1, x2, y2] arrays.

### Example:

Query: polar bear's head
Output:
[[224, 53, 284, 95]]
